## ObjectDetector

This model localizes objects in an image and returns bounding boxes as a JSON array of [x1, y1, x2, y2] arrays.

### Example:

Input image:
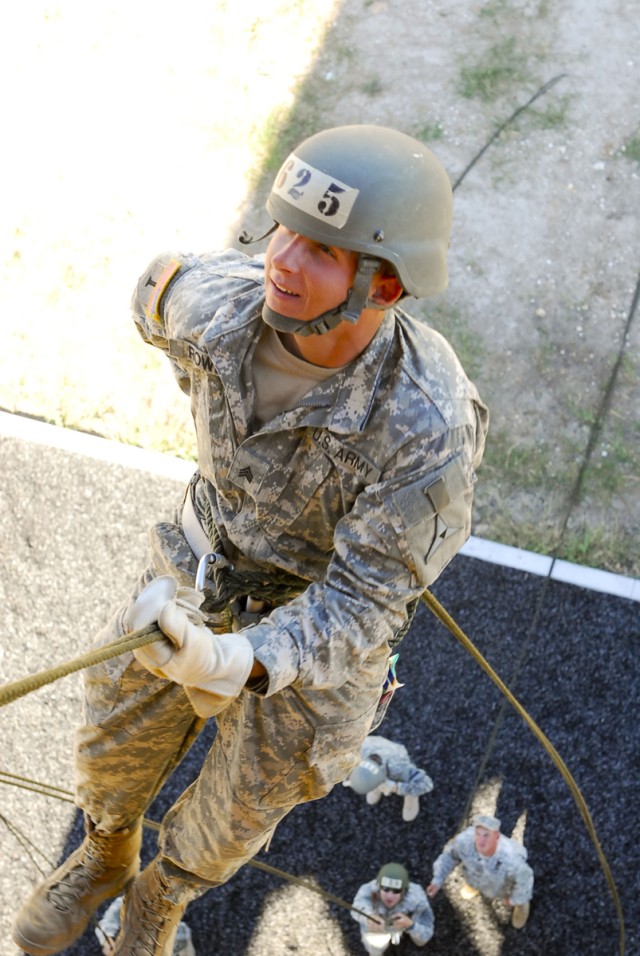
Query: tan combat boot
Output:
[[12, 819, 142, 956], [112, 858, 194, 955], [511, 901, 530, 928]]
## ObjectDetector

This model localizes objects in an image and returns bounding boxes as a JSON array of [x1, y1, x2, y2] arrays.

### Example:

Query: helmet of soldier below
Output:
[[377, 862, 410, 893], [266, 124, 453, 299], [347, 755, 386, 795]]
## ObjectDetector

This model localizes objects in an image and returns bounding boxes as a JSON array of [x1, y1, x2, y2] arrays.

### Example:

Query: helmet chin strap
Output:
[[262, 255, 381, 337]]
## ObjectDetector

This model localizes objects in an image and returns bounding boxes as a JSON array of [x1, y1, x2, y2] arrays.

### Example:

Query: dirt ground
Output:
[[1, 0, 639, 575]]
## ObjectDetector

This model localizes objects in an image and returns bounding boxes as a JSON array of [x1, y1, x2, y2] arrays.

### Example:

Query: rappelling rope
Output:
[[439, 215, 640, 956], [0, 587, 625, 948], [0, 624, 159, 708], [431, 264, 640, 956], [0, 810, 57, 877], [444, 70, 631, 956], [420, 589, 625, 954], [450, 72, 568, 191]]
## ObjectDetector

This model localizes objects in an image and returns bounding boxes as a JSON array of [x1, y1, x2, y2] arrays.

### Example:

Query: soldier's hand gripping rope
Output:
[[127, 553, 254, 718]]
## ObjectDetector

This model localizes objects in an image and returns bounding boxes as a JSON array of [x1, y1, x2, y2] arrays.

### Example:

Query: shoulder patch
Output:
[[384, 454, 474, 586], [138, 255, 184, 323]]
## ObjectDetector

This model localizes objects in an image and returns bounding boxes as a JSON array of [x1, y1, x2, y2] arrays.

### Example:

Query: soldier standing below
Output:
[[14, 124, 488, 956], [344, 734, 434, 821], [426, 814, 533, 928], [352, 862, 434, 956]]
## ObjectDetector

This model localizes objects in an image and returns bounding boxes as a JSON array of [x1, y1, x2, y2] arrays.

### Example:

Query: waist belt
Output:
[[182, 491, 266, 620], [182, 489, 213, 561], [181, 484, 308, 612]]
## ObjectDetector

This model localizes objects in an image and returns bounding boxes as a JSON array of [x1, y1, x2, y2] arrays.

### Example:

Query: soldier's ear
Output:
[[369, 272, 404, 307]]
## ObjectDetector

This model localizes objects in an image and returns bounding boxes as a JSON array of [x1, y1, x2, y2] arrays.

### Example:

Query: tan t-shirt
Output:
[[252, 325, 346, 426]]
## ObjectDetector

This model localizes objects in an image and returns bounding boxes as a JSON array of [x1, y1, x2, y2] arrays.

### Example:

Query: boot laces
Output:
[[128, 881, 183, 955], [47, 850, 105, 913]]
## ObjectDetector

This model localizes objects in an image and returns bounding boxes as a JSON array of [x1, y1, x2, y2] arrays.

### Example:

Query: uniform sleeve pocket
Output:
[[383, 454, 474, 587]]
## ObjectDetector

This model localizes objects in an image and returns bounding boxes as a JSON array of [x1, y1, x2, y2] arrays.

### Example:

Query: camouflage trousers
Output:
[[74, 517, 385, 886]]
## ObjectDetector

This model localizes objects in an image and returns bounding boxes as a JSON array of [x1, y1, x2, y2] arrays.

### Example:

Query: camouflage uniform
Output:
[[75, 249, 488, 887], [431, 827, 534, 905], [351, 879, 434, 952]]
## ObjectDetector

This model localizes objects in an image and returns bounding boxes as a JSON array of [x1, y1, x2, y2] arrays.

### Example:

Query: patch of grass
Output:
[[331, 39, 356, 65], [253, 98, 322, 180], [479, 0, 550, 23], [503, 524, 560, 558], [516, 93, 572, 131], [533, 337, 557, 380], [415, 122, 444, 142], [478, 515, 637, 577], [619, 129, 640, 164], [247, 18, 343, 185], [556, 524, 631, 571], [564, 397, 598, 428], [420, 302, 484, 379], [582, 425, 640, 497], [479, 430, 571, 491], [560, 526, 604, 563], [478, 0, 510, 19], [458, 36, 530, 102], [475, 416, 640, 575], [360, 75, 383, 96], [619, 351, 638, 381]]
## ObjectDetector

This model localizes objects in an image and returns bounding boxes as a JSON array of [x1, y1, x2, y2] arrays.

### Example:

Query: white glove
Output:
[[380, 779, 398, 796], [128, 576, 254, 717]]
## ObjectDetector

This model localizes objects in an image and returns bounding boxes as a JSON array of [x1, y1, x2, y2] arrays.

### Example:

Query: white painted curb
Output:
[[2, 411, 638, 603], [459, 537, 640, 603], [0, 410, 195, 482]]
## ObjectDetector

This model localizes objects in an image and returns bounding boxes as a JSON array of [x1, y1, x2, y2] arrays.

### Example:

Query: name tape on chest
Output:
[[272, 153, 359, 230], [312, 429, 381, 482]]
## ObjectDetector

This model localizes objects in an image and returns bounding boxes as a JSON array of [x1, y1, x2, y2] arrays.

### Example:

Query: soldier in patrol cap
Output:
[[352, 862, 434, 955], [14, 124, 488, 955], [426, 814, 534, 928]]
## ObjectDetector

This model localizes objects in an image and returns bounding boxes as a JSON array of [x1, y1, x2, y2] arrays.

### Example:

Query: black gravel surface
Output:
[[53, 557, 639, 956]]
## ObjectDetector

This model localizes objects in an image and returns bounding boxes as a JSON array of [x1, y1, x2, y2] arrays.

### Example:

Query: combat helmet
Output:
[[346, 754, 386, 795], [259, 124, 453, 336], [377, 862, 410, 893]]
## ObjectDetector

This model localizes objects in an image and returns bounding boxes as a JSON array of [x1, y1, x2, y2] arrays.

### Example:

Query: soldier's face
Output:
[[379, 886, 404, 908], [474, 825, 500, 856], [264, 225, 359, 324]]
